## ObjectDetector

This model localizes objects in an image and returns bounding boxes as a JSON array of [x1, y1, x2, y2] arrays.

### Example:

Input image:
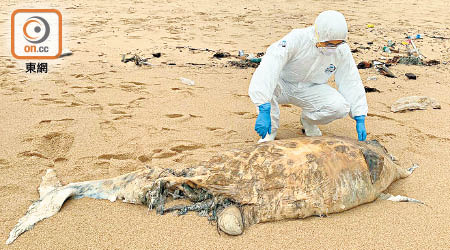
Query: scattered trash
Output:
[[372, 61, 383, 66], [357, 61, 372, 69], [249, 58, 262, 63], [351, 48, 359, 53], [238, 50, 245, 57], [387, 40, 395, 47], [186, 62, 206, 66], [383, 46, 391, 53], [391, 96, 441, 113], [408, 39, 424, 59], [176, 46, 214, 52], [59, 49, 73, 58], [430, 35, 450, 40], [364, 86, 380, 93], [229, 59, 260, 68], [152, 53, 161, 58], [367, 76, 377, 81], [397, 56, 421, 65], [405, 73, 417, 80], [180, 77, 195, 86], [121, 54, 151, 66], [424, 60, 440, 66], [213, 52, 231, 59], [377, 64, 396, 78], [367, 41, 374, 45], [367, 24, 374, 28], [389, 56, 439, 66], [407, 34, 423, 40]]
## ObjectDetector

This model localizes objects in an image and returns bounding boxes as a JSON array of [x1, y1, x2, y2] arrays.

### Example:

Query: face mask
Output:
[[319, 47, 337, 56]]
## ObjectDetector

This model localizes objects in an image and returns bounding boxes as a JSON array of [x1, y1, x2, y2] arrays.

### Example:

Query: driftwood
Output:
[[7, 137, 420, 244]]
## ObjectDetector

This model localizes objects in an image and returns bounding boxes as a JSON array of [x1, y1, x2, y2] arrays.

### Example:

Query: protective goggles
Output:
[[316, 40, 346, 48]]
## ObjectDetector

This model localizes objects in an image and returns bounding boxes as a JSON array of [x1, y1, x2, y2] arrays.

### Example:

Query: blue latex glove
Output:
[[354, 115, 367, 141], [255, 103, 271, 139]]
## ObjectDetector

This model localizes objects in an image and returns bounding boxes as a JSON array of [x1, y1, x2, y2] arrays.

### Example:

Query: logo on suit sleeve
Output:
[[325, 64, 336, 74]]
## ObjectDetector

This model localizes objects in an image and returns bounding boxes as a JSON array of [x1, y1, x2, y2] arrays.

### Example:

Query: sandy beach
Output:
[[1, 0, 450, 248]]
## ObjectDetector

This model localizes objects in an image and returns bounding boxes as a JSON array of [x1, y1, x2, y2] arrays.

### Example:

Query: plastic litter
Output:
[[367, 24, 374, 28], [357, 61, 372, 69], [367, 76, 377, 81], [405, 73, 417, 80], [364, 86, 380, 93], [180, 77, 195, 86], [213, 52, 231, 58], [377, 64, 396, 78]]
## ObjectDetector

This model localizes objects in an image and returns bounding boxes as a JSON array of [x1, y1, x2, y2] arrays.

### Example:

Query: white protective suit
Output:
[[248, 10, 368, 136]]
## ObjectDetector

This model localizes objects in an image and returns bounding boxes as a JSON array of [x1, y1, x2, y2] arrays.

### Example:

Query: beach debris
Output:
[[6, 137, 422, 244], [121, 54, 151, 66], [152, 53, 161, 58], [367, 24, 374, 28], [430, 35, 450, 40], [405, 73, 417, 80], [391, 96, 441, 112], [59, 49, 73, 58], [228, 59, 260, 68], [186, 62, 207, 66], [213, 52, 231, 59], [249, 58, 262, 63], [407, 38, 425, 59], [357, 61, 372, 69], [367, 76, 377, 81], [377, 64, 396, 78], [180, 77, 195, 86], [398, 56, 422, 65], [407, 34, 423, 40], [238, 50, 245, 57], [176, 46, 214, 52], [364, 86, 380, 93], [424, 59, 440, 66]]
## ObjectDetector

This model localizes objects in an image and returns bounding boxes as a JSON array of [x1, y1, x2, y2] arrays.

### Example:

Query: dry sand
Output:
[[1, 0, 450, 249]]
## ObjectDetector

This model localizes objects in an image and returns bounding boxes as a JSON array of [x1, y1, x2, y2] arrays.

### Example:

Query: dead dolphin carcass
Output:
[[6, 137, 421, 244]]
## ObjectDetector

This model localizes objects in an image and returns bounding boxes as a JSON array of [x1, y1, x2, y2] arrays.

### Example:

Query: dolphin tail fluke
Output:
[[6, 169, 77, 245]]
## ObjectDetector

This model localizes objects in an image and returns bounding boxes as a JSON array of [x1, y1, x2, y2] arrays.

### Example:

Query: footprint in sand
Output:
[[206, 127, 222, 131], [98, 153, 134, 160], [0, 158, 11, 169], [113, 114, 133, 120], [39, 118, 75, 125], [110, 109, 127, 114], [152, 150, 178, 159], [233, 111, 257, 119], [18, 132, 74, 160], [137, 154, 152, 163], [169, 144, 204, 153], [165, 114, 184, 118]]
